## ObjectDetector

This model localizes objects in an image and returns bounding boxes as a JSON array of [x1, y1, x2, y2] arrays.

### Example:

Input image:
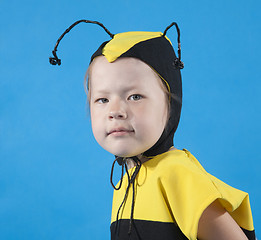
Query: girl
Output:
[[50, 20, 256, 240]]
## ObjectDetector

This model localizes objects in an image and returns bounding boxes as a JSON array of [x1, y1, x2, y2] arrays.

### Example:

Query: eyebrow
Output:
[[92, 89, 110, 94]]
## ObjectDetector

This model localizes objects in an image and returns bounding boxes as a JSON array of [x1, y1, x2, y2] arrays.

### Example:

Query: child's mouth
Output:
[[108, 128, 134, 137]]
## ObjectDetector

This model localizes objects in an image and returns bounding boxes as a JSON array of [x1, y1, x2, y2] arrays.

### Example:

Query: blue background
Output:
[[1, 0, 260, 239]]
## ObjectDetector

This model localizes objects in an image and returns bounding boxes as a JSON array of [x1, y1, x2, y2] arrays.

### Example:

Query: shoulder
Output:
[[144, 149, 208, 179], [144, 149, 223, 210]]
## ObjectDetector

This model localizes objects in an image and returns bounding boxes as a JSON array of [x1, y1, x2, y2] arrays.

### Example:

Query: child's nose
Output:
[[108, 100, 127, 120]]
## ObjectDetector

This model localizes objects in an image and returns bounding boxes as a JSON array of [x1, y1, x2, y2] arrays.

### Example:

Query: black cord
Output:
[[110, 156, 142, 237], [110, 157, 126, 190], [128, 157, 141, 236], [115, 163, 130, 236], [49, 20, 114, 66], [163, 22, 184, 69]]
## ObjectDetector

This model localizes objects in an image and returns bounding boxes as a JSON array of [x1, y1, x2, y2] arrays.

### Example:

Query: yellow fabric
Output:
[[102, 31, 171, 62], [111, 149, 254, 240]]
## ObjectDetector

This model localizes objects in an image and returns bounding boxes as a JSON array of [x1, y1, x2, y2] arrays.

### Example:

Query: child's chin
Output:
[[111, 152, 137, 158], [105, 143, 151, 158], [108, 149, 142, 158]]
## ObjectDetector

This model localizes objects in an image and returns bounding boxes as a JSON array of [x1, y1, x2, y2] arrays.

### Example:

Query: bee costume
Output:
[[50, 20, 256, 240]]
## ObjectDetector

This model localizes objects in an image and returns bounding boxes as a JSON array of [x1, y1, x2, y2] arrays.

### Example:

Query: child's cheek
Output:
[[90, 110, 102, 139]]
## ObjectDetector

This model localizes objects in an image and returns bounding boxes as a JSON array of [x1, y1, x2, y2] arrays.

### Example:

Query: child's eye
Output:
[[96, 98, 109, 104], [128, 94, 143, 101]]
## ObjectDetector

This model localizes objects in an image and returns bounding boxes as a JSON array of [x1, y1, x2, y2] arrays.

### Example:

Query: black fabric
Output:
[[110, 220, 256, 240], [241, 228, 256, 240], [111, 219, 188, 240], [90, 36, 182, 158], [90, 41, 109, 62]]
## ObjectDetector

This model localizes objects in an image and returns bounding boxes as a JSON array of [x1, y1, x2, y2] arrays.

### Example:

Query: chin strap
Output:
[[163, 22, 184, 69], [110, 156, 142, 238], [49, 20, 114, 66]]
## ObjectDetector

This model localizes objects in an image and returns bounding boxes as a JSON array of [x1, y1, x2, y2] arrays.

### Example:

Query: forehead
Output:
[[89, 56, 161, 88]]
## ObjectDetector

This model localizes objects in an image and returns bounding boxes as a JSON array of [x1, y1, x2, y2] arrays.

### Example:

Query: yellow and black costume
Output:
[[110, 150, 255, 240], [49, 20, 256, 240]]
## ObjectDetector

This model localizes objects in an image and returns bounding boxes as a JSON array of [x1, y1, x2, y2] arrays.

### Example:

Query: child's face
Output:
[[89, 56, 168, 157]]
